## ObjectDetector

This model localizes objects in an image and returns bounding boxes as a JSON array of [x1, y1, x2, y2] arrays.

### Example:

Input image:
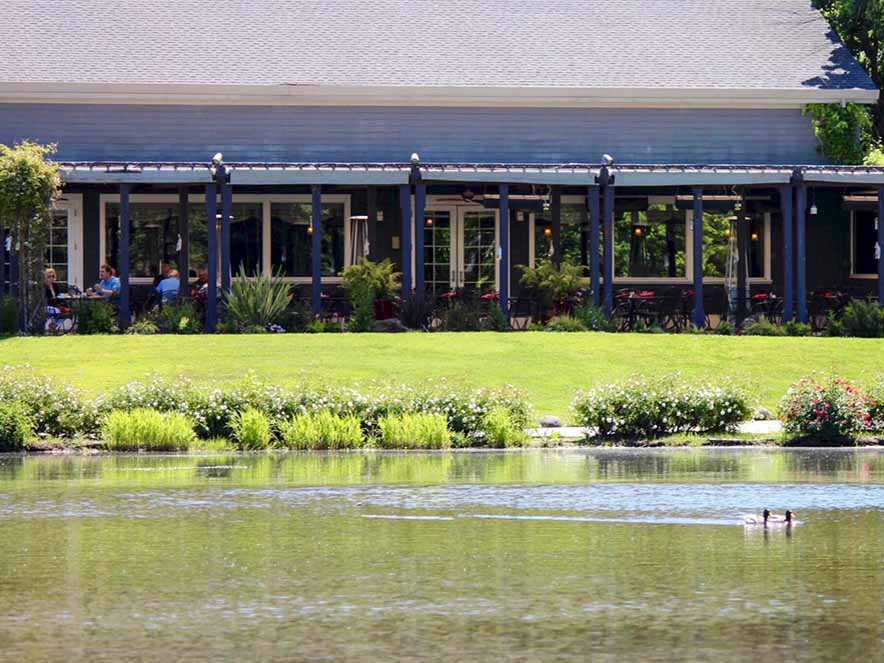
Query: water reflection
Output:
[[0, 449, 882, 662]]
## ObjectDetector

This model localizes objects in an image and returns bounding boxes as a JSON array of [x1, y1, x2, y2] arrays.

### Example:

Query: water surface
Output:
[[1, 449, 883, 661]]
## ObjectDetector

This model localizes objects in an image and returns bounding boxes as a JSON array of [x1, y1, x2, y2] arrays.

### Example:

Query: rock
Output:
[[373, 318, 408, 333], [752, 407, 774, 421], [539, 415, 562, 428]]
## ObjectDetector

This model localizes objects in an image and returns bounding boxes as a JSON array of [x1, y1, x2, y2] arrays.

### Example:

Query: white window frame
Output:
[[527, 196, 771, 284], [99, 193, 351, 285], [849, 209, 878, 280], [51, 193, 84, 290]]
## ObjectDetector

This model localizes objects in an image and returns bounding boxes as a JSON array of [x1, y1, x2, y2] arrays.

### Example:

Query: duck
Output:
[[744, 509, 771, 525], [767, 510, 794, 525]]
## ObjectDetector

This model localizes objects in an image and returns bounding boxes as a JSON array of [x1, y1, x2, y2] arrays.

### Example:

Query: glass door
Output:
[[423, 209, 455, 294], [46, 197, 83, 290], [457, 208, 498, 294]]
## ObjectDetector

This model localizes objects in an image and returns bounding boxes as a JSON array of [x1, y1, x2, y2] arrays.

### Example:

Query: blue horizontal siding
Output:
[[0, 103, 824, 165]]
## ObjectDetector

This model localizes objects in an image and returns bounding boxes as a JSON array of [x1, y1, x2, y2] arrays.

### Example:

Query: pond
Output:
[[1, 449, 883, 662]]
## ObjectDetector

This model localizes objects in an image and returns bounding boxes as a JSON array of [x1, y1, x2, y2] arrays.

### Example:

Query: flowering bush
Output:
[[572, 375, 751, 438], [867, 376, 884, 431], [94, 374, 530, 444], [780, 376, 871, 441], [0, 366, 95, 437]]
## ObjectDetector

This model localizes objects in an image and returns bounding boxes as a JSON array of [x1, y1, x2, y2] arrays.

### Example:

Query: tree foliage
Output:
[[0, 141, 61, 332], [811, 1, 883, 162]]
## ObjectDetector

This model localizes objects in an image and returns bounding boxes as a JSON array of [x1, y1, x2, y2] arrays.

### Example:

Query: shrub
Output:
[[158, 301, 201, 334], [779, 376, 871, 442], [443, 300, 482, 331], [482, 303, 510, 332], [306, 319, 342, 333], [518, 260, 583, 308], [279, 411, 364, 449], [72, 299, 117, 334], [573, 304, 613, 332], [347, 280, 376, 333], [715, 321, 734, 336], [399, 295, 433, 330], [342, 259, 400, 300], [573, 375, 751, 438], [784, 321, 812, 337], [224, 265, 292, 331], [840, 299, 884, 337], [125, 316, 160, 335], [826, 312, 846, 337], [742, 316, 785, 336], [867, 376, 884, 430], [228, 407, 273, 449], [409, 384, 531, 444], [378, 412, 451, 449], [0, 366, 94, 437], [480, 407, 526, 448], [545, 315, 586, 332], [0, 400, 34, 451], [101, 408, 195, 451], [0, 294, 17, 335]]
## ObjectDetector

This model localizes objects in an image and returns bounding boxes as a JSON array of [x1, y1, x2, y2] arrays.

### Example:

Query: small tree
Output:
[[0, 142, 62, 333]]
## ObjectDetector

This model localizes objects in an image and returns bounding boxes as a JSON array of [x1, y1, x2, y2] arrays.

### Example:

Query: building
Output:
[[0, 0, 882, 329]]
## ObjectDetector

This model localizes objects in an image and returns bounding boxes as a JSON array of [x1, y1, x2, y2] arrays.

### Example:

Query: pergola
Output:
[[52, 158, 884, 331]]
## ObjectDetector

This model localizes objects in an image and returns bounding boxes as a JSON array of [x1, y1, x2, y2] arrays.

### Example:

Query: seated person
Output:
[[190, 269, 209, 301], [155, 269, 180, 303], [91, 264, 121, 299], [44, 268, 64, 303]]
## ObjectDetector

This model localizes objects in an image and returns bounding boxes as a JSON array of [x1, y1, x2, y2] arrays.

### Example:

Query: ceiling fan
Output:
[[434, 187, 486, 204]]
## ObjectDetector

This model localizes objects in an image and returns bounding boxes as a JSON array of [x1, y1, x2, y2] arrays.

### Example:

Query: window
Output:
[[271, 202, 346, 278], [533, 204, 586, 269], [852, 210, 879, 277], [230, 203, 262, 277], [703, 211, 767, 280], [615, 204, 686, 278], [102, 195, 351, 283], [105, 202, 208, 279], [46, 210, 69, 286]]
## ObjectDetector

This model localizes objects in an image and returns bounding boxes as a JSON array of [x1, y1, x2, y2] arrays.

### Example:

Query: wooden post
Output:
[[780, 183, 794, 322], [587, 185, 601, 308], [205, 182, 218, 331], [178, 186, 190, 299], [692, 187, 705, 329], [0, 226, 6, 297], [878, 185, 884, 304], [499, 183, 510, 320], [366, 187, 378, 260], [414, 183, 426, 298], [551, 186, 562, 267], [220, 180, 232, 293], [599, 168, 615, 317], [311, 184, 322, 316], [119, 184, 131, 329], [399, 184, 412, 296], [795, 177, 808, 323], [737, 198, 749, 319]]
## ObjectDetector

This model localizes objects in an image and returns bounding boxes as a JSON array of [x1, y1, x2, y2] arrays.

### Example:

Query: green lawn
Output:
[[2, 333, 883, 421]]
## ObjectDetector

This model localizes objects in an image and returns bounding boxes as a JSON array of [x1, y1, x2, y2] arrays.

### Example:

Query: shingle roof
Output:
[[0, 0, 876, 92]]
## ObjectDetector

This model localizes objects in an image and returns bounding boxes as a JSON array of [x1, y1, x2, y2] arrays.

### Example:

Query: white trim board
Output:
[[0, 82, 877, 109]]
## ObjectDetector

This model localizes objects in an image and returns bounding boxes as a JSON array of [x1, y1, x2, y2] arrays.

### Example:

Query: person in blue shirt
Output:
[[155, 269, 180, 303], [92, 264, 120, 299]]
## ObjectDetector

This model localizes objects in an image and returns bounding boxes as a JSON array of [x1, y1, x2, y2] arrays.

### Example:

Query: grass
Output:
[[2, 333, 884, 421]]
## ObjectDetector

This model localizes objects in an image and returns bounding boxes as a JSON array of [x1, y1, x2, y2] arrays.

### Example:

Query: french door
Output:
[[423, 205, 499, 294], [46, 195, 84, 290]]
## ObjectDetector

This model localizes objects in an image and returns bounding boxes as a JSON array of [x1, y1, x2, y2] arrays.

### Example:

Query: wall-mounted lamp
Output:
[[543, 227, 552, 238], [751, 232, 759, 241], [634, 227, 643, 237]]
